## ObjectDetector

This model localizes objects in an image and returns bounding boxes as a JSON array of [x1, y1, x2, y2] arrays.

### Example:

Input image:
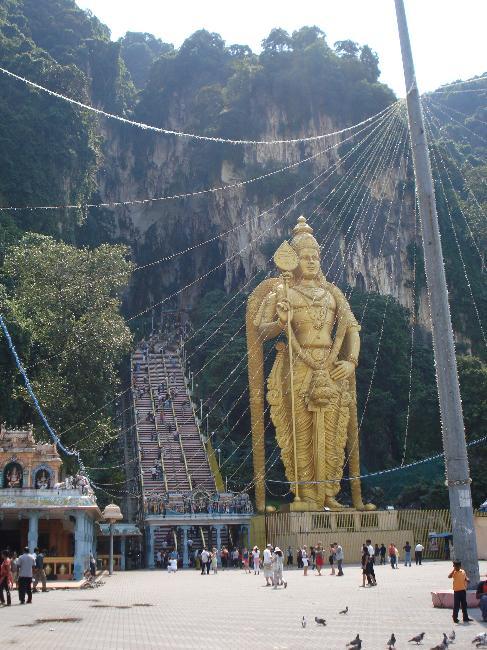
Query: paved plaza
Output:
[[2, 560, 486, 649]]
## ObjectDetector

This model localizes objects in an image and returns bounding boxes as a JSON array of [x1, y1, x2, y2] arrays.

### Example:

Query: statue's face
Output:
[[298, 247, 320, 279]]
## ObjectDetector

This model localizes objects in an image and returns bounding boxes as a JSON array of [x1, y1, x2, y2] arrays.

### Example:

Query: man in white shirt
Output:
[[414, 542, 424, 565], [200, 548, 210, 575], [366, 539, 375, 562], [263, 544, 273, 586], [334, 543, 344, 576], [17, 547, 35, 604]]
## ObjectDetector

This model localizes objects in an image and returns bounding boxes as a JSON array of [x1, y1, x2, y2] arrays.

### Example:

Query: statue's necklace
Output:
[[294, 287, 328, 330]]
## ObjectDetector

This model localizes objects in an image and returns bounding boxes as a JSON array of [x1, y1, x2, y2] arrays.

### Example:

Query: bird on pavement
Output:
[[442, 633, 450, 646], [472, 632, 487, 647], [429, 642, 447, 650], [449, 631, 455, 643], [348, 634, 362, 647], [387, 633, 396, 648], [409, 632, 426, 645], [339, 606, 349, 615], [301, 616, 306, 628], [314, 616, 327, 626], [347, 642, 362, 650]]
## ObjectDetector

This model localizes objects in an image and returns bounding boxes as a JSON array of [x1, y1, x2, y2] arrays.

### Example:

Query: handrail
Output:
[[178, 349, 216, 491], [162, 352, 192, 491], [131, 355, 145, 502], [147, 353, 169, 493]]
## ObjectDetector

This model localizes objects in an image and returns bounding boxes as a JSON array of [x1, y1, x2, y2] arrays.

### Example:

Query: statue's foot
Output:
[[352, 501, 377, 511], [324, 496, 349, 511]]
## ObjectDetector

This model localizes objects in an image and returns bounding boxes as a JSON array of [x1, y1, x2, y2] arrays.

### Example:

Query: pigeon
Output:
[[409, 633, 426, 645], [301, 616, 306, 628], [347, 641, 362, 650], [387, 633, 396, 648], [429, 643, 447, 650], [449, 631, 455, 643], [314, 616, 327, 626], [339, 606, 349, 615], [348, 634, 362, 647], [473, 633, 487, 644]]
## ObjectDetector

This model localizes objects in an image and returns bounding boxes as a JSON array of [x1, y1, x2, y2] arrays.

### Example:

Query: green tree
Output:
[[458, 355, 487, 506], [0, 234, 134, 474]]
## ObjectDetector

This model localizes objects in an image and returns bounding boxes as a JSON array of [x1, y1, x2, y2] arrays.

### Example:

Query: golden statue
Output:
[[247, 216, 375, 512]]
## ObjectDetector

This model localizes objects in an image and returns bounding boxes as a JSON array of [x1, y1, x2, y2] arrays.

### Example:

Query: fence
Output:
[[249, 509, 460, 563]]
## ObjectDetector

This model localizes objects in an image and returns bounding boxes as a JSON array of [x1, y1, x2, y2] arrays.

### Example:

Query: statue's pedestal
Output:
[[281, 501, 321, 513]]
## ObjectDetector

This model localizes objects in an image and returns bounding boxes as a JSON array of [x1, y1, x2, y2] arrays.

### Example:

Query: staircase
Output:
[[131, 336, 220, 562]]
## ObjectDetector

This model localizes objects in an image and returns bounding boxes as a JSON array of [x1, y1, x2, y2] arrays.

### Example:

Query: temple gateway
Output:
[[0, 424, 101, 580]]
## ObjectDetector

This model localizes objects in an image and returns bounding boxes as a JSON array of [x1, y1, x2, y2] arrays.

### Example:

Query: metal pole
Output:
[[109, 521, 114, 576], [284, 275, 300, 501], [394, 0, 479, 584]]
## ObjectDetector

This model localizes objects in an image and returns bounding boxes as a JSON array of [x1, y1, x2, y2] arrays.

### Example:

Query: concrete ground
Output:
[[2, 560, 486, 649]]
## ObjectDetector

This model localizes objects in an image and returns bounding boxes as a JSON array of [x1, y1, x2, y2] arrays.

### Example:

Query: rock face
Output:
[[93, 101, 427, 326]]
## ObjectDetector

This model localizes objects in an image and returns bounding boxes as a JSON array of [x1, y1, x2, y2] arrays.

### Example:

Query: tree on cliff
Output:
[[0, 234, 133, 473]]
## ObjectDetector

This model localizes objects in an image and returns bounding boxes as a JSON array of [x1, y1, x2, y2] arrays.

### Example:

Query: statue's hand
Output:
[[330, 360, 355, 381], [276, 298, 293, 326]]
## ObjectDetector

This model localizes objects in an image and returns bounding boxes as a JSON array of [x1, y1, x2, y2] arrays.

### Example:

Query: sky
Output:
[[75, 0, 486, 97]]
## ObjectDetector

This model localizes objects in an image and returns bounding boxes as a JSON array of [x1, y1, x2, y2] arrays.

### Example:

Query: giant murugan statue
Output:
[[247, 216, 375, 512]]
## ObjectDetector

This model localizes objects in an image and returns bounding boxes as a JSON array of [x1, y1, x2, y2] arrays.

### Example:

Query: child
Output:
[[448, 560, 473, 624]]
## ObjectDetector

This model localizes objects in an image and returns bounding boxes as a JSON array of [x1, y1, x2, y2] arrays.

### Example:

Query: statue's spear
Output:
[[273, 241, 301, 503]]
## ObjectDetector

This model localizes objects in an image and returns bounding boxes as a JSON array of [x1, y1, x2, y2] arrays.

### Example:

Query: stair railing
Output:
[[147, 353, 169, 493]]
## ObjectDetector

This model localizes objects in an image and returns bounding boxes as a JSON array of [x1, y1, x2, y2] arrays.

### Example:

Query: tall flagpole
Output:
[[394, 0, 479, 584]]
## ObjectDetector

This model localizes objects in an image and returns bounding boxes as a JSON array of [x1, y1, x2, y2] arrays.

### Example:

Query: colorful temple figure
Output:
[[247, 216, 375, 512], [35, 469, 50, 489], [5, 463, 23, 488]]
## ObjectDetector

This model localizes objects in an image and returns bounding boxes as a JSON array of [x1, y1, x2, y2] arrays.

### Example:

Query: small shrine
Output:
[[0, 424, 102, 580], [0, 423, 62, 489]]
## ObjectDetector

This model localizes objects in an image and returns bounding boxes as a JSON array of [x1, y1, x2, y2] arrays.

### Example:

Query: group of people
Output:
[[292, 543, 344, 576], [0, 547, 48, 606], [358, 539, 425, 587]]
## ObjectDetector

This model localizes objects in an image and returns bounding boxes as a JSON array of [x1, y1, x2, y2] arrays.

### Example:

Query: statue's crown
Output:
[[290, 216, 320, 253]]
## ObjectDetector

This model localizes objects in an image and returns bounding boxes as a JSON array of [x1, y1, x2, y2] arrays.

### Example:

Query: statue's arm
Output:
[[255, 291, 282, 341], [342, 327, 360, 366]]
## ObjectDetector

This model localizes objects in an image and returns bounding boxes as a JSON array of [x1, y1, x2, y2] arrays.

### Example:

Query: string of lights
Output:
[[0, 65, 397, 147]]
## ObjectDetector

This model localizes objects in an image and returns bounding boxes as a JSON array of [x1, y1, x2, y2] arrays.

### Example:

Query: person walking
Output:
[[271, 547, 287, 589], [0, 550, 13, 606], [361, 545, 370, 587], [476, 573, 487, 621], [448, 560, 473, 624], [388, 543, 398, 569], [366, 551, 377, 586], [252, 547, 260, 575], [403, 541, 412, 567], [286, 546, 293, 567], [315, 543, 324, 576], [242, 548, 250, 574], [297, 547, 303, 570], [17, 547, 35, 604], [32, 548, 47, 592], [379, 543, 387, 565], [200, 547, 210, 575], [310, 546, 316, 571], [211, 548, 218, 574], [414, 541, 424, 565], [366, 540, 375, 562], [334, 543, 344, 576], [301, 546, 309, 577], [263, 544, 273, 586], [328, 544, 336, 575], [221, 546, 229, 570], [374, 544, 380, 564]]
